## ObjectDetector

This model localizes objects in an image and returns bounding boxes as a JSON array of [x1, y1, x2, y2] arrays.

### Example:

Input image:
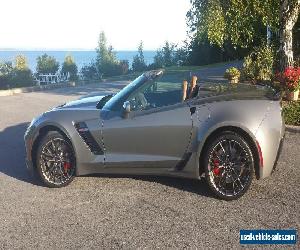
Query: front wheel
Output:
[[36, 131, 76, 188], [203, 131, 254, 200]]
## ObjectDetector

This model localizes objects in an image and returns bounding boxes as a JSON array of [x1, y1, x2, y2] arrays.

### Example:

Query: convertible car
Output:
[[24, 70, 285, 200]]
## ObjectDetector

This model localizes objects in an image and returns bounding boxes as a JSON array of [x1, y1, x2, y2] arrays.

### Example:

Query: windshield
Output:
[[103, 70, 164, 111]]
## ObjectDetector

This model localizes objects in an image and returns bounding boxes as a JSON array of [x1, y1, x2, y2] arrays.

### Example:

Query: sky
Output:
[[0, 0, 191, 50]]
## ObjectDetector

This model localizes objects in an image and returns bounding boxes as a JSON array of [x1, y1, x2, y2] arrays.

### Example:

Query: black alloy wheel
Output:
[[36, 131, 76, 188], [203, 131, 254, 200]]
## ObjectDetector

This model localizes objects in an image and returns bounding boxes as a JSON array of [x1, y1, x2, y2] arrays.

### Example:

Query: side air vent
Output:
[[74, 122, 104, 155]]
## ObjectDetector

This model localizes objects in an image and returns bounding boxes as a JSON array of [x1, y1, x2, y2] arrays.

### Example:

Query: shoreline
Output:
[[0, 50, 156, 72]]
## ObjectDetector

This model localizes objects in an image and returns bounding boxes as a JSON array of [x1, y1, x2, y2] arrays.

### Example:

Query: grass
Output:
[[282, 101, 300, 126], [165, 61, 233, 72]]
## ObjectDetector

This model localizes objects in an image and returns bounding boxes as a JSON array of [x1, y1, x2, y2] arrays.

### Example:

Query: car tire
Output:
[[36, 131, 76, 188], [203, 131, 254, 200]]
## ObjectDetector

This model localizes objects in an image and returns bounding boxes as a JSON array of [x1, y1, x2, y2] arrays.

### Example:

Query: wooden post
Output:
[[182, 80, 188, 101], [189, 75, 198, 98]]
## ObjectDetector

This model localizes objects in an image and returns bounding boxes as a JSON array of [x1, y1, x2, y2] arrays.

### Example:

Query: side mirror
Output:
[[122, 101, 131, 118]]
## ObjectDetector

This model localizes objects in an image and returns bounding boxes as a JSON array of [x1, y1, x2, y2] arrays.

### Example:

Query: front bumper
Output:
[[25, 158, 34, 172], [24, 125, 37, 172]]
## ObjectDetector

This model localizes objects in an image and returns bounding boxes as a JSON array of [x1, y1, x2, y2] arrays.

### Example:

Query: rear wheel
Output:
[[36, 131, 76, 188], [203, 131, 254, 200]]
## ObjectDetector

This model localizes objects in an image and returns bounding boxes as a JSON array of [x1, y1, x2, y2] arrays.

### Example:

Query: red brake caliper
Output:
[[212, 159, 220, 176], [63, 162, 71, 174]]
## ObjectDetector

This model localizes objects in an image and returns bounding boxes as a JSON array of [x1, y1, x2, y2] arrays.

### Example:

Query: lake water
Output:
[[0, 50, 156, 72]]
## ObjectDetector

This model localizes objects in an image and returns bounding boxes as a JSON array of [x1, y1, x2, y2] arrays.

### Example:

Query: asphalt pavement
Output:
[[0, 78, 299, 249]]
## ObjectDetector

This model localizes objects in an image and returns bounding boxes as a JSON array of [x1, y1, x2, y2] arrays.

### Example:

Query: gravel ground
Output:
[[0, 81, 299, 249]]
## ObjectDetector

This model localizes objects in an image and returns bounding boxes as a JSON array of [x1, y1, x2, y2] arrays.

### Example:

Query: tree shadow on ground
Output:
[[0, 122, 41, 185]]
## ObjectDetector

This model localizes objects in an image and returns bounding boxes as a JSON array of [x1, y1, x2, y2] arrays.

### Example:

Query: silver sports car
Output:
[[24, 70, 285, 200]]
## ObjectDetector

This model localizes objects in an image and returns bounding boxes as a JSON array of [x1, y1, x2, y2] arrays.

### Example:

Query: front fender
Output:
[[24, 115, 76, 172]]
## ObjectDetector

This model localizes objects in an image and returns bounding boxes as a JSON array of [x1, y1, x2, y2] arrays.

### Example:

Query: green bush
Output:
[[0, 75, 12, 89], [10, 69, 35, 88], [61, 55, 78, 81], [12, 54, 34, 87], [118, 60, 129, 75], [0, 61, 13, 89], [224, 67, 240, 79], [282, 101, 300, 126], [81, 63, 99, 80], [0, 56, 35, 89], [241, 45, 274, 83]]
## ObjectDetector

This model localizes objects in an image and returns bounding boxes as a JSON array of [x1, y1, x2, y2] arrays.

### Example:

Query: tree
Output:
[[36, 54, 59, 74], [61, 55, 78, 80], [0, 61, 13, 76], [162, 41, 176, 66], [15, 55, 29, 71], [96, 31, 120, 77], [187, 39, 227, 66], [187, 0, 300, 69], [174, 40, 190, 66], [13, 55, 34, 87], [294, 17, 300, 58], [153, 49, 164, 68], [0, 57, 34, 89], [95, 32, 128, 77], [0, 61, 13, 89], [132, 41, 147, 72], [279, 0, 300, 70], [119, 60, 129, 75], [96, 32, 112, 64], [187, 0, 278, 48], [81, 62, 98, 80], [152, 41, 177, 68]]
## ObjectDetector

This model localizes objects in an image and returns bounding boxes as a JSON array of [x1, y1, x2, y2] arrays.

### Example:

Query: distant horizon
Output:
[[0, 48, 157, 52], [0, 50, 156, 71]]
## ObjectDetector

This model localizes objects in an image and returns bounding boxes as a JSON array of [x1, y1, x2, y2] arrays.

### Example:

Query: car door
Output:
[[101, 81, 193, 170]]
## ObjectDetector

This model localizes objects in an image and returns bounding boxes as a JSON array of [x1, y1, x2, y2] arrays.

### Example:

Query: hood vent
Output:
[[74, 122, 104, 155]]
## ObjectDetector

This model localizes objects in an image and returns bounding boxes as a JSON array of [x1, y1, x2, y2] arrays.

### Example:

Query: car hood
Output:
[[58, 95, 106, 109]]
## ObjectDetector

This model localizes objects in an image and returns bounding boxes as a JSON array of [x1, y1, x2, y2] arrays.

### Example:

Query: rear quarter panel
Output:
[[191, 99, 273, 178], [255, 101, 284, 178]]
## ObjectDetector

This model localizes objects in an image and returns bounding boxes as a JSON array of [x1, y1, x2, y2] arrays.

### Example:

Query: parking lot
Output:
[[0, 82, 299, 249]]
